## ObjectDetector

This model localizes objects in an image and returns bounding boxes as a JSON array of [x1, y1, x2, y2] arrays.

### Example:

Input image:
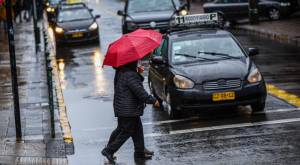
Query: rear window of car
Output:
[[58, 8, 92, 22], [49, 0, 60, 5], [127, 0, 180, 13]]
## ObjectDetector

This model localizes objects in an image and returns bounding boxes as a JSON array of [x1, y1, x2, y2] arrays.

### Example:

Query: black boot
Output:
[[134, 152, 152, 159], [144, 148, 154, 156], [101, 149, 116, 164]]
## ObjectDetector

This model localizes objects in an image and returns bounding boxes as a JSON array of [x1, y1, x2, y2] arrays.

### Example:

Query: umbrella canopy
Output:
[[103, 29, 163, 67]]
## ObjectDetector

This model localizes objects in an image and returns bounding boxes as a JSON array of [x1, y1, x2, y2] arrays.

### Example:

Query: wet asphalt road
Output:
[[54, 0, 300, 164]]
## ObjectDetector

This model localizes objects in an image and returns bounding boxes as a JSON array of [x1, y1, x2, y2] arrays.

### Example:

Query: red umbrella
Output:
[[0, 0, 3, 5], [103, 29, 163, 67]]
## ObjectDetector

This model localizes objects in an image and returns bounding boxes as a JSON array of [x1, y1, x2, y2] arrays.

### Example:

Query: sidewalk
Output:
[[189, 2, 300, 47], [0, 20, 69, 164], [236, 12, 300, 47]]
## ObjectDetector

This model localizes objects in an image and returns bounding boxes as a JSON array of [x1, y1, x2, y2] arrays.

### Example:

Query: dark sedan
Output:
[[203, 0, 294, 21], [53, 6, 100, 44], [148, 28, 267, 119], [117, 0, 190, 34], [46, 0, 61, 21]]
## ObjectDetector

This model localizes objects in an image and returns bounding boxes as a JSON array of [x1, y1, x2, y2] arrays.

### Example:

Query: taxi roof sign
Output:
[[66, 0, 82, 4], [174, 13, 219, 26]]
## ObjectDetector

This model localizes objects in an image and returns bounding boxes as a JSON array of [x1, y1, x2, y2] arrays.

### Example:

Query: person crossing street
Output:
[[101, 29, 163, 164]]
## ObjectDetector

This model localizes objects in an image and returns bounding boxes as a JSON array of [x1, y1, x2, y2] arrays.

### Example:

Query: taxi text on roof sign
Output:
[[175, 13, 219, 25]]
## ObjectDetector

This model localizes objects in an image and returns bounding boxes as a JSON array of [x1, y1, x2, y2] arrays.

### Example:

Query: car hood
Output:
[[171, 58, 250, 84], [57, 19, 94, 31], [126, 10, 174, 23]]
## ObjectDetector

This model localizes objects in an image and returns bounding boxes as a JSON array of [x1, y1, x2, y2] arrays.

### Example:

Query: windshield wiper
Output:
[[197, 51, 240, 59], [175, 53, 214, 61]]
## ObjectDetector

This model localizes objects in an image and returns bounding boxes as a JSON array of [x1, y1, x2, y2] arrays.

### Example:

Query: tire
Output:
[[166, 92, 181, 119], [268, 8, 280, 20], [122, 26, 128, 34], [217, 12, 226, 27], [251, 101, 265, 113]]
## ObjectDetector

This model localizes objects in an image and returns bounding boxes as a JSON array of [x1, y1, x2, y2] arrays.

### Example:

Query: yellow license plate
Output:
[[212, 92, 235, 101], [72, 33, 83, 38]]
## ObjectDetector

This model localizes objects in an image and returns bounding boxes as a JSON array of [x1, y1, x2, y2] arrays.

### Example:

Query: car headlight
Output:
[[46, 7, 55, 13], [55, 27, 64, 34], [280, 2, 290, 6], [127, 21, 136, 29], [173, 75, 194, 89], [180, 9, 188, 16], [89, 22, 98, 30], [247, 68, 262, 83]]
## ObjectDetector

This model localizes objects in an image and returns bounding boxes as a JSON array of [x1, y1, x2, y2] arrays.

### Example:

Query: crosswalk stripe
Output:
[[144, 117, 300, 138]]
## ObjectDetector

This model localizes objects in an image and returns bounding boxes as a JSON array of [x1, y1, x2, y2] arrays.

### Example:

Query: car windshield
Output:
[[49, 0, 60, 5], [58, 8, 92, 22], [127, 0, 180, 13], [171, 35, 244, 64]]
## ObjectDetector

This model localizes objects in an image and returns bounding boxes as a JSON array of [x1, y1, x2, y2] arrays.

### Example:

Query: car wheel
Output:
[[251, 101, 265, 113], [268, 8, 280, 20], [166, 92, 181, 119], [217, 12, 226, 26], [148, 79, 163, 105]]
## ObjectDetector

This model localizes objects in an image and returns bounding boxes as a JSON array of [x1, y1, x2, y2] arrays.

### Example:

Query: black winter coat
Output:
[[113, 69, 156, 117]]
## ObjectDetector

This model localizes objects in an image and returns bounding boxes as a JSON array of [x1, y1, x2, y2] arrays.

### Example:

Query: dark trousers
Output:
[[105, 117, 145, 154]]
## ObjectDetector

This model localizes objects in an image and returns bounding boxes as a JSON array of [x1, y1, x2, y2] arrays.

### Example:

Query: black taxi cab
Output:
[[148, 13, 267, 119]]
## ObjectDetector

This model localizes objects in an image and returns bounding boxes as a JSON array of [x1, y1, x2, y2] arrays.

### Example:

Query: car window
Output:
[[221, 0, 239, 3], [127, 0, 180, 13], [161, 39, 168, 59], [58, 8, 92, 22], [153, 39, 166, 57], [171, 35, 244, 64], [49, 0, 60, 5]]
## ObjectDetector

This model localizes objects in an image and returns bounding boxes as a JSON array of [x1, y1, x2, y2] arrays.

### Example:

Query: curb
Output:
[[235, 25, 300, 47], [42, 13, 74, 147]]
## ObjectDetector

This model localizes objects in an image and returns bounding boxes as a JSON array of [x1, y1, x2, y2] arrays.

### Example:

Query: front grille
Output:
[[138, 21, 169, 29], [203, 79, 242, 90]]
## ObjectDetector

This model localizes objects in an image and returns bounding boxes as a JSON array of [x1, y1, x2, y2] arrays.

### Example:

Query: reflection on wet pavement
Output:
[[52, 0, 300, 164]]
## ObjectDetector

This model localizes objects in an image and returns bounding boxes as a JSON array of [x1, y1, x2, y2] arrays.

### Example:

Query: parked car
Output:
[[148, 14, 267, 119], [117, 0, 190, 34], [46, 0, 62, 21], [53, 4, 101, 44], [203, 0, 295, 21]]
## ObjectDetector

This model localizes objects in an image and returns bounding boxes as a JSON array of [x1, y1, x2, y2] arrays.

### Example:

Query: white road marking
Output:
[[143, 117, 199, 126], [144, 117, 300, 138], [254, 107, 300, 114], [73, 108, 300, 132]]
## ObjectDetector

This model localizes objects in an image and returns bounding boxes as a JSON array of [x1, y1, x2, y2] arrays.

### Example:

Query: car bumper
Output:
[[55, 29, 99, 44], [169, 81, 267, 110]]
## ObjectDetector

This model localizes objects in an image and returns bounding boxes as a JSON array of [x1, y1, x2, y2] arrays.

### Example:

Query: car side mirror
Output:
[[89, 8, 94, 12], [117, 10, 125, 16], [95, 15, 101, 19], [151, 56, 166, 65], [248, 48, 259, 56]]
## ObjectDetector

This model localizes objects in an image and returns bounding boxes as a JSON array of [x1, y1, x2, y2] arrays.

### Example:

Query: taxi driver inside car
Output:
[[148, 13, 267, 119]]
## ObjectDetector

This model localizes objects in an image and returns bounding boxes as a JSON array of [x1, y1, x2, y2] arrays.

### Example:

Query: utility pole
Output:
[[5, 0, 22, 141], [249, 0, 259, 24], [32, 0, 40, 53]]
